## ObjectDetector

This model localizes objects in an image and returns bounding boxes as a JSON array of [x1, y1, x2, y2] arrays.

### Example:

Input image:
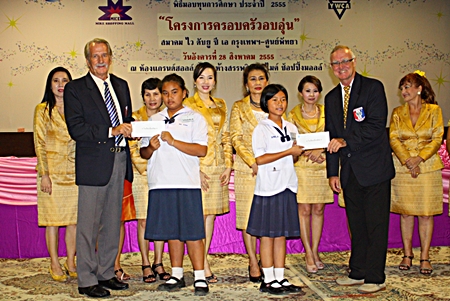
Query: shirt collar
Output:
[[90, 72, 110, 86], [339, 78, 354, 90]]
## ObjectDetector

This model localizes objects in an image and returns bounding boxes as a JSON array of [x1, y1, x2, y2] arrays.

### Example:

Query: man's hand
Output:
[[328, 176, 341, 193], [327, 138, 347, 154], [112, 123, 132, 138]]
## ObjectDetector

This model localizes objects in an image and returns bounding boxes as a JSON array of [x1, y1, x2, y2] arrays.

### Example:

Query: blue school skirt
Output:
[[246, 189, 300, 238], [144, 188, 205, 241]]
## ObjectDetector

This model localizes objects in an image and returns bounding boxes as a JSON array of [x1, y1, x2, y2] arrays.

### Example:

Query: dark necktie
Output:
[[273, 126, 291, 143], [164, 113, 180, 124], [104, 82, 123, 145]]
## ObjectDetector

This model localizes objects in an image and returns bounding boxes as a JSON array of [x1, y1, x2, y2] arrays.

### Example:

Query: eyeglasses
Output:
[[330, 58, 355, 68]]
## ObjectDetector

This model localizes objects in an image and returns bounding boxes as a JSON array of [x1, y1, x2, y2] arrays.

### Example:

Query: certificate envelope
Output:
[[296, 131, 330, 150], [131, 121, 165, 137]]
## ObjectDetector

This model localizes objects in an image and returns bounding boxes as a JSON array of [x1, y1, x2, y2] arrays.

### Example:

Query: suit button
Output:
[[347, 153, 351, 158]]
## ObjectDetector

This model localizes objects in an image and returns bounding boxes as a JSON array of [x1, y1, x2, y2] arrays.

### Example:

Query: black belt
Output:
[[110, 146, 125, 153]]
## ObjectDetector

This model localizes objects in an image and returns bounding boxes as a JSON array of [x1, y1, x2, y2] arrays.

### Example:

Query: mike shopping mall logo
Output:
[[328, 0, 351, 20], [96, 0, 134, 26]]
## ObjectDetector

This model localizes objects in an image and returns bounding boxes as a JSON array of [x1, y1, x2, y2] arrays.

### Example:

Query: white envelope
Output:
[[296, 131, 330, 150], [131, 121, 165, 138]]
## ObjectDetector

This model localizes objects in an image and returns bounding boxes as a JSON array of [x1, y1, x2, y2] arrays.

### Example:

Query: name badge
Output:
[[353, 107, 365, 122], [180, 116, 194, 123]]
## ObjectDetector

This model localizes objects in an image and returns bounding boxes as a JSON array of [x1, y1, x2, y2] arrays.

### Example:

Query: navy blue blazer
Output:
[[325, 73, 394, 188], [64, 73, 133, 186]]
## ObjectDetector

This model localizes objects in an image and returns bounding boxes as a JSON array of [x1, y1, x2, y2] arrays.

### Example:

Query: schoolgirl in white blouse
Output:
[[140, 74, 209, 296], [247, 84, 304, 295]]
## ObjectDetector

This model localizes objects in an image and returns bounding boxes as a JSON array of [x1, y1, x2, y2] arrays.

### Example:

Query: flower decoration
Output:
[[414, 70, 426, 78]]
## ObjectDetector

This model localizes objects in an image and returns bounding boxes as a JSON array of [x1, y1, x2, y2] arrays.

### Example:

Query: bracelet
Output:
[[171, 139, 175, 146]]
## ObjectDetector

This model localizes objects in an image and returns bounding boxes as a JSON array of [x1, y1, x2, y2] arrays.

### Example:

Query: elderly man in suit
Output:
[[64, 38, 133, 298], [325, 45, 395, 294]]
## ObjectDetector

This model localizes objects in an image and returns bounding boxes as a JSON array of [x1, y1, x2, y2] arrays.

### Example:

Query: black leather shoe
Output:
[[157, 277, 186, 292], [98, 277, 129, 290], [259, 280, 287, 295], [248, 266, 262, 283], [78, 285, 111, 298], [279, 279, 304, 294], [194, 279, 209, 296]]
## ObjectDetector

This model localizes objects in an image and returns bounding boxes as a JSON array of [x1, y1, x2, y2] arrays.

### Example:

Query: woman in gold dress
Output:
[[184, 62, 233, 283], [446, 120, 450, 216], [390, 71, 444, 275], [33, 66, 77, 281], [447, 121, 450, 156], [288, 75, 333, 273], [230, 63, 269, 282], [127, 78, 170, 282]]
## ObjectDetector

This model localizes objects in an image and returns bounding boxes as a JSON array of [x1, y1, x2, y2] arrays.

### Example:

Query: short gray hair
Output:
[[330, 45, 355, 60], [84, 38, 113, 59]]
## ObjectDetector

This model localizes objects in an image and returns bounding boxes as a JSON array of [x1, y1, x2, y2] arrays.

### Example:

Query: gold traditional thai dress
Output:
[[389, 102, 444, 216], [130, 106, 151, 220], [230, 96, 268, 229], [184, 93, 233, 215], [33, 102, 78, 226], [288, 104, 334, 204]]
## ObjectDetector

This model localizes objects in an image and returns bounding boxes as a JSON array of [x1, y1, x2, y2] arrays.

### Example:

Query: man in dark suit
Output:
[[64, 38, 133, 298], [325, 45, 395, 294]]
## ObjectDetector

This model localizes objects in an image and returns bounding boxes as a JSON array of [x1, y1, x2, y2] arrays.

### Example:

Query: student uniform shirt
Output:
[[141, 106, 208, 189], [252, 118, 299, 196]]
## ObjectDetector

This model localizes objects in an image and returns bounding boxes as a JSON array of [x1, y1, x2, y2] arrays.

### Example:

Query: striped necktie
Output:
[[343, 86, 350, 128], [104, 81, 123, 145]]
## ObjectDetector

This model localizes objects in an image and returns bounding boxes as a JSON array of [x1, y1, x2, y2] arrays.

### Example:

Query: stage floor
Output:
[[1, 247, 449, 300]]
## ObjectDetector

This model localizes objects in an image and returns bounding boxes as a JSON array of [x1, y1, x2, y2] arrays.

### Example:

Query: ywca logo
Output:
[[98, 0, 132, 21], [328, 0, 351, 20]]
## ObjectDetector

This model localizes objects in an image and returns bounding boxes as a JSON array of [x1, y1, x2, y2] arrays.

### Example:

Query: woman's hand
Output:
[[410, 166, 421, 178], [149, 134, 161, 150], [219, 168, 232, 186], [302, 150, 312, 157], [41, 175, 52, 195], [290, 145, 304, 157], [200, 171, 210, 192], [405, 156, 423, 170], [160, 131, 175, 146], [306, 149, 325, 164], [251, 163, 258, 177]]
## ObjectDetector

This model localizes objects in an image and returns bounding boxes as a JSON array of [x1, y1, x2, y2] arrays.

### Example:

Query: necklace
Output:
[[250, 97, 261, 108], [201, 95, 216, 109], [301, 104, 318, 118], [207, 96, 217, 109]]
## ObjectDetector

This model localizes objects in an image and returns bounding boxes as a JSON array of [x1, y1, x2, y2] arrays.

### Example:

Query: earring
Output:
[[246, 86, 249, 93], [418, 91, 421, 95], [194, 84, 197, 88]]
